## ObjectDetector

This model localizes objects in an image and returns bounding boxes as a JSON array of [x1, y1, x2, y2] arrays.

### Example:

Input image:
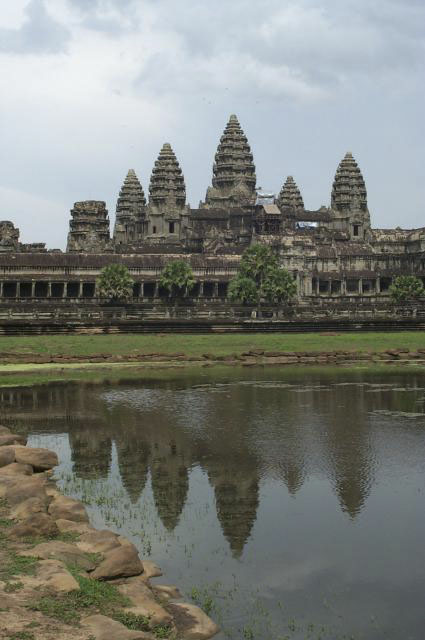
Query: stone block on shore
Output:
[[169, 602, 220, 639], [0, 462, 33, 476], [21, 540, 96, 571], [91, 544, 144, 580], [0, 446, 15, 468], [48, 494, 90, 523], [0, 433, 27, 447], [82, 614, 154, 639], [12, 445, 58, 471], [117, 578, 173, 627], [8, 512, 59, 539]]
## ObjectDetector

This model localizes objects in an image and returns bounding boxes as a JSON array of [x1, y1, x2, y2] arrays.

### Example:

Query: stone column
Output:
[[16, 282, 21, 298], [154, 282, 159, 298], [341, 279, 347, 295], [0, 282, 3, 297], [78, 281, 83, 298], [199, 282, 204, 297], [62, 283, 66, 298], [31, 281, 35, 298], [376, 277, 381, 294], [359, 279, 363, 295], [213, 282, 219, 297], [316, 278, 320, 295], [48, 282, 52, 298]]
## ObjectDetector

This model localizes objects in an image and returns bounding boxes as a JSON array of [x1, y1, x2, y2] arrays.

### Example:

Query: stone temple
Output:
[[0, 114, 424, 327]]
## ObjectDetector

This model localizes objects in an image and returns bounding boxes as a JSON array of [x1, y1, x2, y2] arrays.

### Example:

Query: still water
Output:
[[1, 366, 425, 640]]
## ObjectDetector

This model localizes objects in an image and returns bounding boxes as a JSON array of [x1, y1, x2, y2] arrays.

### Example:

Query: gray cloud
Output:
[[0, 0, 70, 54], [0, 0, 424, 248]]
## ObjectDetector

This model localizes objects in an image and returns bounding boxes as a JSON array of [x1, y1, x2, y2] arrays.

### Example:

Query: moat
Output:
[[1, 366, 425, 640]]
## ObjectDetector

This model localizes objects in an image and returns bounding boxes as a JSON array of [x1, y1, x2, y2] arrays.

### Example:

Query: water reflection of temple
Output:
[[2, 376, 421, 553]]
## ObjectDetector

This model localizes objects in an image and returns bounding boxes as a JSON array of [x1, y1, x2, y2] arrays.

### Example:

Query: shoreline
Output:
[[0, 425, 220, 639]]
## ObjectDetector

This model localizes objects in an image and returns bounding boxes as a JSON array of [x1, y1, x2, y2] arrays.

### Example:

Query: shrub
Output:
[[96, 264, 134, 301]]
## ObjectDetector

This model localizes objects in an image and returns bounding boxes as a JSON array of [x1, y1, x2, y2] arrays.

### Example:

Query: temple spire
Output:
[[277, 176, 304, 212], [202, 114, 256, 211], [113, 169, 146, 245], [331, 152, 368, 213], [149, 143, 186, 209], [330, 151, 370, 239], [146, 143, 187, 238]]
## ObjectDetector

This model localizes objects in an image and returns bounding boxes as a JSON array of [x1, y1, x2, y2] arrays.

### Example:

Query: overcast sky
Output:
[[0, 0, 424, 249]]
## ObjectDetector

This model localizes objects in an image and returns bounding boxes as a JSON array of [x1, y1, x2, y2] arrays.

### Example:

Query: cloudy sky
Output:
[[0, 0, 424, 248]]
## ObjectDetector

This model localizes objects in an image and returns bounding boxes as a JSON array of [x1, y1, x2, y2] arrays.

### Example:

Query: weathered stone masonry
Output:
[[1, 114, 425, 310]]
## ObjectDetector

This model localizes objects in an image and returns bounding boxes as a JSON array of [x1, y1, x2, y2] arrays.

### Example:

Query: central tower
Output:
[[202, 114, 256, 211]]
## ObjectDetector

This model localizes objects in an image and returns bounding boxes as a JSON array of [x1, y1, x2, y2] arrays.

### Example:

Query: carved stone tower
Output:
[[277, 176, 304, 212], [330, 152, 371, 240], [146, 143, 187, 239], [113, 169, 146, 247], [67, 201, 112, 253], [202, 114, 256, 211]]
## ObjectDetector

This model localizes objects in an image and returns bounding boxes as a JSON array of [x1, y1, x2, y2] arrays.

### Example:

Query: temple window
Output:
[[169, 222, 175, 234], [153, 226, 157, 234], [331, 280, 341, 294], [34, 282, 48, 297], [347, 279, 359, 293], [353, 225, 360, 237], [82, 282, 95, 298], [51, 282, 65, 297], [3, 282, 17, 298], [20, 282, 32, 298]]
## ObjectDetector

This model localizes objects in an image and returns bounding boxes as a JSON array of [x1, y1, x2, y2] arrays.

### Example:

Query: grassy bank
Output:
[[1, 331, 425, 359]]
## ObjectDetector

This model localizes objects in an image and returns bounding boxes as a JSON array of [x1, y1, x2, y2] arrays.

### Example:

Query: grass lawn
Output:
[[0, 332, 424, 359]]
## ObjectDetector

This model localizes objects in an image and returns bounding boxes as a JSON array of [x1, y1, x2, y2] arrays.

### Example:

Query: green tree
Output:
[[228, 276, 259, 305], [228, 244, 297, 305], [389, 275, 424, 302], [97, 264, 134, 301], [159, 260, 195, 297]]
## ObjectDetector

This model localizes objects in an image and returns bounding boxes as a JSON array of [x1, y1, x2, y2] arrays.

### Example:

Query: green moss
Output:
[[0, 553, 38, 582], [28, 568, 131, 625]]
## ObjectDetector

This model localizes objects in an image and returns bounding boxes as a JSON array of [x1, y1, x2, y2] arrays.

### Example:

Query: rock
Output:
[[82, 614, 153, 639], [91, 543, 143, 580], [118, 535, 134, 547], [45, 485, 62, 498], [22, 559, 80, 593], [48, 494, 89, 523], [77, 530, 121, 554], [154, 584, 182, 600], [0, 425, 12, 435], [21, 541, 96, 571], [8, 512, 59, 539], [169, 602, 219, 640], [0, 433, 27, 446], [55, 518, 94, 535], [13, 445, 58, 471], [2, 475, 47, 505], [10, 496, 47, 520], [141, 561, 163, 580], [0, 462, 33, 476], [117, 578, 172, 627], [0, 446, 15, 468]]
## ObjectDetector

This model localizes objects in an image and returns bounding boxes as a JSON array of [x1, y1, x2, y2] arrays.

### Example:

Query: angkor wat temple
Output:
[[1, 115, 424, 330]]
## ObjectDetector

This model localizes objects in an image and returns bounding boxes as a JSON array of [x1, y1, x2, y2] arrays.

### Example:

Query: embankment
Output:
[[0, 425, 219, 640]]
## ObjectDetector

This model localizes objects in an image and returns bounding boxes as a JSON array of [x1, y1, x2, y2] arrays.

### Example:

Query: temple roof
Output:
[[115, 169, 146, 225], [149, 143, 186, 209], [331, 152, 368, 212], [204, 114, 256, 208], [277, 176, 304, 212]]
